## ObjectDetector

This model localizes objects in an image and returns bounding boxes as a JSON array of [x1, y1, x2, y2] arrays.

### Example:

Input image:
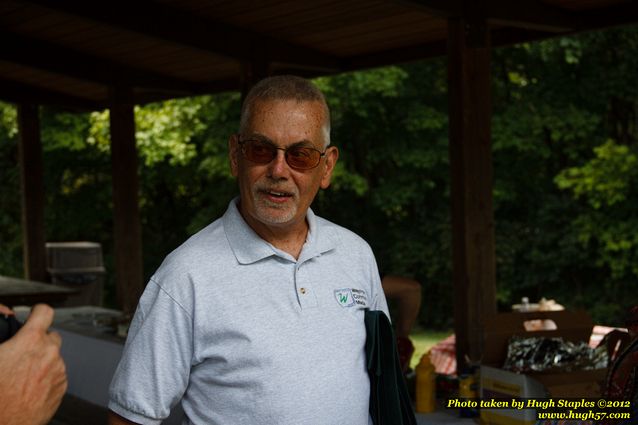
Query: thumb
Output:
[[22, 304, 55, 332]]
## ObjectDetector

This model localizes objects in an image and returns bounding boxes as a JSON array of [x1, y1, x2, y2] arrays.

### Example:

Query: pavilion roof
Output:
[[1, 0, 636, 109]]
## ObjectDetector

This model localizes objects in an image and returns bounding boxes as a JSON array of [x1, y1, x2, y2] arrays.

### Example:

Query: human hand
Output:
[[0, 304, 67, 425]]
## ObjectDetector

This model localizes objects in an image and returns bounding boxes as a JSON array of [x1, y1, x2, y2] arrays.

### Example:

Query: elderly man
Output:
[[108, 75, 389, 425]]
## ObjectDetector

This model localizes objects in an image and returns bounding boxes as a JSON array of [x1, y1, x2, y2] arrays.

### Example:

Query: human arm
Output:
[[0, 304, 67, 425], [108, 280, 192, 424]]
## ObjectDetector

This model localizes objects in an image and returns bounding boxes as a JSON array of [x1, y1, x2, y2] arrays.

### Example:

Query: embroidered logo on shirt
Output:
[[335, 289, 355, 307], [334, 288, 368, 308]]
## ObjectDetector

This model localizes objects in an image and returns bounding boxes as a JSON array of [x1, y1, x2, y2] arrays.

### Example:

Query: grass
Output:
[[408, 328, 453, 369]]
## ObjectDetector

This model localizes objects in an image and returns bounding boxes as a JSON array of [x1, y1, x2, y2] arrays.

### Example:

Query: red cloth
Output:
[[430, 334, 456, 375]]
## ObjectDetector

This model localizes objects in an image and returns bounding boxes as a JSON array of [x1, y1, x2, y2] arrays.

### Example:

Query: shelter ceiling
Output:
[[0, 0, 636, 109]]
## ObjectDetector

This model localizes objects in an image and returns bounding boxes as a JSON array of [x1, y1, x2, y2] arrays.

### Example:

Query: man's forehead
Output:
[[246, 100, 326, 130], [242, 98, 330, 147], [250, 98, 325, 114]]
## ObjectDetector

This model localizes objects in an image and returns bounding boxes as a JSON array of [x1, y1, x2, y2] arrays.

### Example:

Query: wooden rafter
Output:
[[135, 77, 240, 104], [394, 0, 575, 33], [391, 0, 462, 18], [0, 78, 102, 110], [490, 27, 562, 47], [485, 0, 578, 32], [342, 26, 557, 71], [0, 31, 202, 94], [576, 1, 638, 32], [396, 0, 638, 33], [487, 2, 638, 43], [22, 0, 341, 73], [343, 40, 447, 70]]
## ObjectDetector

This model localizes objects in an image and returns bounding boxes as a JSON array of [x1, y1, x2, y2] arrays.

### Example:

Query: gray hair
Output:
[[239, 75, 331, 147]]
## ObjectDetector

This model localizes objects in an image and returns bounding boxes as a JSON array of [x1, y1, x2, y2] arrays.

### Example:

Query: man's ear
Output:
[[229, 134, 239, 177], [320, 146, 339, 189]]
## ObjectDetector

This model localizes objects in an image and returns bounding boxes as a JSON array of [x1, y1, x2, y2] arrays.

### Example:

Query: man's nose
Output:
[[267, 150, 290, 178]]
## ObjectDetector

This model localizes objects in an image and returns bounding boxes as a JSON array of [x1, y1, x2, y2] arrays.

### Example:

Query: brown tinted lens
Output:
[[244, 141, 276, 164], [286, 147, 320, 169]]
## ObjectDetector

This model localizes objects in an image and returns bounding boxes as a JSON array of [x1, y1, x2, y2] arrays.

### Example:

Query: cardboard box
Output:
[[480, 310, 607, 425]]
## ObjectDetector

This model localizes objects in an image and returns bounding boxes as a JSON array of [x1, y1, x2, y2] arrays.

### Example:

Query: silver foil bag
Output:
[[502, 336, 608, 373]]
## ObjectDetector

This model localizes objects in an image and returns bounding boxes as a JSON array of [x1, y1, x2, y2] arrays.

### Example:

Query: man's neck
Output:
[[266, 228, 307, 259], [239, 208, 309, 260]]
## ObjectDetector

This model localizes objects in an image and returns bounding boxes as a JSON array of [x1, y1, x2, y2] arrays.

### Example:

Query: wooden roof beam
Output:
[[0, 78, 103, 110], [135, 77, 241, 105], [0, 32, 202, 95], [485, 0, 578, 32], [576, 1, 638, 32], [490, 27, 562, 48], [341, 26, 554, 71], [397, 0, 578, 32], [341, 22, 629, 73], [24, 0, 341, 73], [489, 2, 638, 43], [343, 40, 447, 70], [391, 0, 462, 18], [481, 0, 638, 34], [342, 26, 554, 70]]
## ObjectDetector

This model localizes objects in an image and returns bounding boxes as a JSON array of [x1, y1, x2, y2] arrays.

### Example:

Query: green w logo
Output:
[[334, 289, 354, 307]]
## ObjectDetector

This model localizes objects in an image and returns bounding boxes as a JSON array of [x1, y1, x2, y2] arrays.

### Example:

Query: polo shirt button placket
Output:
[[295, 263, 317, 309]]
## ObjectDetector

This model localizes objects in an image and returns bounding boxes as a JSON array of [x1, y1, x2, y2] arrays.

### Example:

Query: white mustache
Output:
[[254, 184, 298, 198]]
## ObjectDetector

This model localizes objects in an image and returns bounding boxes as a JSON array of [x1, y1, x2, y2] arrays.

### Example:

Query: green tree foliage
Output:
[[555, 140, 638, 320], [489, 27, 638, 323], [1, 25, 637, 326]]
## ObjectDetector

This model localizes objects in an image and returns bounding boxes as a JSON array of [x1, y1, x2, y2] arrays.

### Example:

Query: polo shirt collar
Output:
[[222, 197, 337, 264], [300, 207, 338, 263]]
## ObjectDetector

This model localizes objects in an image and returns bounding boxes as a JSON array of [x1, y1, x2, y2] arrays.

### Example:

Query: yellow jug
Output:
[[415, 351, 436, 413]]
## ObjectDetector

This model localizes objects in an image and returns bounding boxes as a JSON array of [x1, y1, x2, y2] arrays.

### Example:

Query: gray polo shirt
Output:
[[109, 198, 389, 424]]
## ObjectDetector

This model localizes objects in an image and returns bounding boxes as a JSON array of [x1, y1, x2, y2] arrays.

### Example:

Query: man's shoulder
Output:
[[175, 216, 227, 254], [315, 215, 373, 253], [154, 216, 230, 280]]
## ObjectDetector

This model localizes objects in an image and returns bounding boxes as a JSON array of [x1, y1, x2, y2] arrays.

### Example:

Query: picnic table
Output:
[[0, 274, 78, 307]]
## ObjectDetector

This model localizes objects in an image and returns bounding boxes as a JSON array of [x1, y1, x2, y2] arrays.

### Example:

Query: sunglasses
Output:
[[237, 137, 327, 170]]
